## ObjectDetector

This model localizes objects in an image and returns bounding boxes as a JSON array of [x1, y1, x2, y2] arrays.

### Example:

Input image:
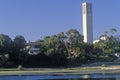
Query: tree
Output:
[[66, 29, 83, 44], [14, 35, 26, 51], [12, 35, 26, 65], [0, 34, 12, 53], [110, 28, 117, 35], [66, 29, 84, 59], [43, 34, 68, 66], [94, 28, 118, 59], [0, 34, 13, 66], [61, 29, 89, 65]]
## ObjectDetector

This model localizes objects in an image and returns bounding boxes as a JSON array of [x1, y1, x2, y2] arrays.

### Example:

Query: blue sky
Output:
[[0, 0, 120, 41]]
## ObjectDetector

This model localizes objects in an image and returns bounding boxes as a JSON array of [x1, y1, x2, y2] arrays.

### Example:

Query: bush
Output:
[[101, 64, 107, 67], [17, 65, 22, 70]]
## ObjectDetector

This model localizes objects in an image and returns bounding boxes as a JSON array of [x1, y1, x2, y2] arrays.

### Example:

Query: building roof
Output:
[[26, 40, 43, 46]]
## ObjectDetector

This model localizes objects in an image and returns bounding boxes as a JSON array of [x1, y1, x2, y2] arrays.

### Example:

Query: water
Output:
[[0, 74, 120, 80]]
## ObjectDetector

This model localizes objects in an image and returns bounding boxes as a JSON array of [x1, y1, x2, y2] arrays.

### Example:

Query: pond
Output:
[[0, 73, 120, 80]]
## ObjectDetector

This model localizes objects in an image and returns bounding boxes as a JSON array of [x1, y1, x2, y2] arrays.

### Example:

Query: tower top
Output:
[[82, 2, 92, 5]]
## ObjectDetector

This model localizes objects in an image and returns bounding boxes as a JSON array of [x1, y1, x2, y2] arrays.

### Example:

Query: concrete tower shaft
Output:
[[82, 2, 93, 43]]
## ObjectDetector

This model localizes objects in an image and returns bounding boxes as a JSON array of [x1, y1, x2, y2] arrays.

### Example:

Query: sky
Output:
[[0, 0, 120, 41]]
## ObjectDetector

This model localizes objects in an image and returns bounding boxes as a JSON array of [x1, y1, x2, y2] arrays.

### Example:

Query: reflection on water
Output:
[[67, 78, 116, 80], [0, 74, 120, 80], [64, 79, 116, 80], [45, 79, 116, 80]]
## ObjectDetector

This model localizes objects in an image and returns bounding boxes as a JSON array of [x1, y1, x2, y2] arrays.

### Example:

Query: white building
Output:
[[93, 39, 99, 44], [100, 35, 108, 41], [82, 2, 93, 44], [26, 41, 42, 55]]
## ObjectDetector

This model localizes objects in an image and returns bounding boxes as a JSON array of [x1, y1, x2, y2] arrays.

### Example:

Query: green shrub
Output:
[[101, 64, 107, 67], [17, 65, 22, 70]]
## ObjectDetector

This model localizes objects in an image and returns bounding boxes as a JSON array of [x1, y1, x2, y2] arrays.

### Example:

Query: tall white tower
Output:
[[82, 2, 93, 43]]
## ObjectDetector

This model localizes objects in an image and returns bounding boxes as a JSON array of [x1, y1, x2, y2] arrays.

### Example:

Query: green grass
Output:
[[0, 66, 120, 76]]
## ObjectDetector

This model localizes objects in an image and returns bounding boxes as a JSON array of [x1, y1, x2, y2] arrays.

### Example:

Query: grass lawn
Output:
[[0, 66, 120, 76]]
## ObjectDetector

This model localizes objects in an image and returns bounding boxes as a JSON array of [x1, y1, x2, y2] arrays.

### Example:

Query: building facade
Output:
[[82, 2, 93, 43], [26, 41, 43, 55]]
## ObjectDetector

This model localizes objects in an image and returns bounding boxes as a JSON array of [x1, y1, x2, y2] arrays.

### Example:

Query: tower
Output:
[[82, 2, 93, 43]]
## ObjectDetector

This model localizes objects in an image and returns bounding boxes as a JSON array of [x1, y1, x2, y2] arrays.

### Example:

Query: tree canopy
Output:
[[0, 28, 119, 67]]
